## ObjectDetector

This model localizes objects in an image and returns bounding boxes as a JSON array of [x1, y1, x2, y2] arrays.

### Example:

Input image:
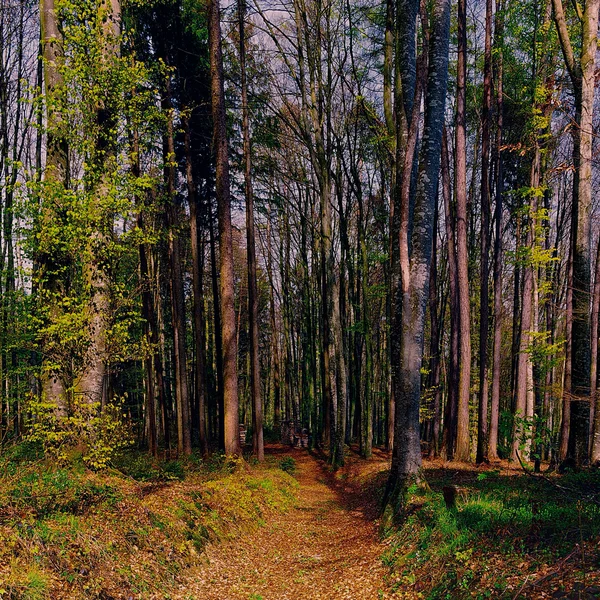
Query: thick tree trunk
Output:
[[40, 0, 68, 415], [385, 0, 451, 511], [77, 0, 122, 407], [552, 0, 599, 466]]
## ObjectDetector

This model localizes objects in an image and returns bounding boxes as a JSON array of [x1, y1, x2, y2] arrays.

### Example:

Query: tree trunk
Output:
[[454, 0, 472, 462], [589, 238, 600, 461], [238, 0, 263, 461], [488, 0, 504, 460], [512, 152, 539, 461], [208, 0, 240, 456], [163, 85, 192, 456], [551, 0, 599, 466], [476, 0, 493, 464], [40, 0, 68, 415], [209, 216, 225, 448], [77, 0, 122, 407], [185, 116, 209, 457], [385, 0, 451, 510], [441, 127, 459, 460]]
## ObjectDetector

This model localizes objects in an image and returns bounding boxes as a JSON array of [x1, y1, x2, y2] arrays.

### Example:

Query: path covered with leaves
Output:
[[181, 446, 391, 600]]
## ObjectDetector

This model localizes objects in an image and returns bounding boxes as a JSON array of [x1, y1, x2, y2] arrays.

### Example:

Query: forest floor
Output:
[[181, 445, 392, 600], [179, 445, 600, 600], [2, 442, 600, 599]]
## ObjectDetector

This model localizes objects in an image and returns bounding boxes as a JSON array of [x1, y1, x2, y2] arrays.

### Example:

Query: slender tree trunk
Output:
[[185, 116, 209, 457], [512, 152, 539, 461], [209, 216, 225, 448], [163, 86, 192, 456], [488, 0, 504, 460], [559, 244, 573, 460], [441, 127, 459, 460], [590, 238, 600, 461], [208, 0, 240, 456], [132, 129, 158, 458], [428, 202, 442, 457], [384, 0, 395, 452], [266, 207, 281, 430], [476, 0, 493, 464], [454, 0, 472, 462], [238, 0, 263, 461]]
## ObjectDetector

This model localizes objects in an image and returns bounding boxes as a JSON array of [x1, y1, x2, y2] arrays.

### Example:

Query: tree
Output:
[[551, 0, 599, 465], [238, 0, 264, 461], [208, 0, 240, 456], [453, 0, 472, 463], [385, 0, 452, 509]]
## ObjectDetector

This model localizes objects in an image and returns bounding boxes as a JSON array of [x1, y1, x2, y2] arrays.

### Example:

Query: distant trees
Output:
[[0, 0, 598, 496]]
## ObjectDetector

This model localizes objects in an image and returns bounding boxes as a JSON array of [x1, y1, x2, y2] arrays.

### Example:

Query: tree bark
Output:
[[476, 0, 493, 464], [77, 0, 122, 407], [512, 153, 539, 461], [488, 0, 504, 460], [163, 85, 192, 456], [551, 0, 599, 466], [39, 0, 68, 415], [185, 116, 209, 457], [208, 0, 240, 456], [385, 0, 451, 510], [441, 126, 459, 460], [454, 0, 472, 462], [238, 0, 264, 461], [590, 238, 600, 461]]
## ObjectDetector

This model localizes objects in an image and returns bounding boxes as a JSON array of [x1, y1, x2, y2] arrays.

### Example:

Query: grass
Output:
[[380, 464, 600, 599], [0, 443, 297, 599]]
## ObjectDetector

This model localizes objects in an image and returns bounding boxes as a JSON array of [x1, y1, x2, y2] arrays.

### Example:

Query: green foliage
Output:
[[115, 453, 186, 481], [278, 456, 297, 475], [383, 470, 600, 598], [25, 396, 133, 469], [4, 467, 121, 518]]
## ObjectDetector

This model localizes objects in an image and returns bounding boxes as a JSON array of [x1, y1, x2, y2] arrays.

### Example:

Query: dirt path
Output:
[[184, 447, 392, 600]]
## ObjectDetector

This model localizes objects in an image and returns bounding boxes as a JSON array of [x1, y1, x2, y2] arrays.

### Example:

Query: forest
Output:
[[0, 0, 599, 597]]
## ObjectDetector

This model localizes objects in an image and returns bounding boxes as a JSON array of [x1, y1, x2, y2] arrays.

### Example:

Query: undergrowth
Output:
[[0, 443, 297, 599], [382, 467, 600, 599]]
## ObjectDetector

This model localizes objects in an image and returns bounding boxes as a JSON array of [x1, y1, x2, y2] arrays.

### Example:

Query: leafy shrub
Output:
[[25, 395, 132, 469], [6, 468, 121, 517], [278, 456, 297, 475], [114, 453, 186, 482]]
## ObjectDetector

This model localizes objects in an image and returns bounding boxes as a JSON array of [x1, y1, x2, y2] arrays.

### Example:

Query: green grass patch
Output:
[[382, 468, 600, 599]]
